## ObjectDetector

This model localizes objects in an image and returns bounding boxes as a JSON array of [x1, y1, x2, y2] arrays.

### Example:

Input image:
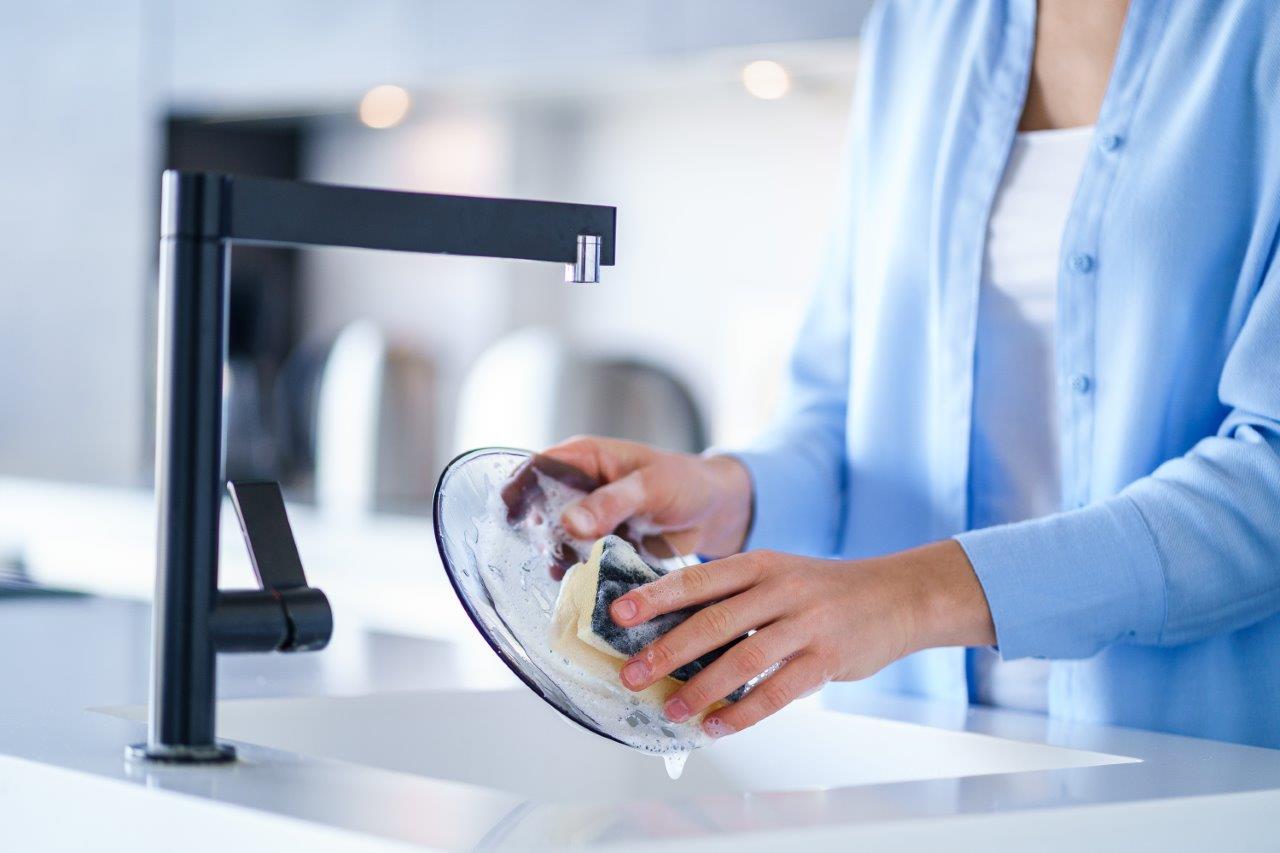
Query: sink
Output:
[[125, 688, 1135, 802]]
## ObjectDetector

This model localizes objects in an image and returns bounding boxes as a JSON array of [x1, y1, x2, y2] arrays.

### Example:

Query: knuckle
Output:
[[553, 435, 599, 463], [733, 640, 770, 679], [634, 465, 658, 492], [680, 564, 715, 597], [816, 653, 842, 683], [742, 550, 775, 581], [698, 602, 734, 641], [677, 681, 709, 709], [646, 640, 675, 671], [589, 491, 624, 522], [773, 569, 806, 597], [758, 680, 793, 714], [807, 641, 835, 667]]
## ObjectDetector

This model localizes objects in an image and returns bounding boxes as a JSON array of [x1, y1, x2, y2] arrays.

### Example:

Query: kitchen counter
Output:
[[2, 592, 1277, 851], [0, 476, 473, 643]]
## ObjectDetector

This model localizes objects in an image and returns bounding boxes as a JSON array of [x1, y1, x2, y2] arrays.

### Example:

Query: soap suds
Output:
[[470, 470, 716, 758]]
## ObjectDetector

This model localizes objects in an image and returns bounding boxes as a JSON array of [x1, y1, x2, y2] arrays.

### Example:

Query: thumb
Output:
[[562, 470, 647, 539]]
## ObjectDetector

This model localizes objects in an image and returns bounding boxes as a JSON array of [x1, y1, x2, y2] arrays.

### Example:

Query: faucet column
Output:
[[131, 172, 235, 762]]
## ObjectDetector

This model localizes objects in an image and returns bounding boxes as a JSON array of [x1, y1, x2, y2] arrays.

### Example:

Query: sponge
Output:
[[548, 536, 744, 719]]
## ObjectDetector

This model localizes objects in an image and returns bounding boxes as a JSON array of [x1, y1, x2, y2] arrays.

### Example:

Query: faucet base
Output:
[[125, 741, 237, 764]]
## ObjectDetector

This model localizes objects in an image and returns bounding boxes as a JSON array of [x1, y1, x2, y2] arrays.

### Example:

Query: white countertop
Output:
[[0, 476, 512, 669], [2, 592, 1278, 851]]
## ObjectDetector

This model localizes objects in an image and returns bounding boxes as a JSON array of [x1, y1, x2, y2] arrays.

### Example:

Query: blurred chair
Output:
[[454, 326, 706, 456]]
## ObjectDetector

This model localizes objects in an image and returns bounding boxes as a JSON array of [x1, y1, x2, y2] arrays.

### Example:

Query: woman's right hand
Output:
[[540, 436, 754, 560]]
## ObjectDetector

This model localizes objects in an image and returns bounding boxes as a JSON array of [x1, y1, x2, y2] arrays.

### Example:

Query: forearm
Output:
[[958, 430, 1280, 660]]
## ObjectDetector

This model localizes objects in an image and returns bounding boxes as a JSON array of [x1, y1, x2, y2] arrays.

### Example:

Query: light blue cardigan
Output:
[[734, 0, 1280, 748]]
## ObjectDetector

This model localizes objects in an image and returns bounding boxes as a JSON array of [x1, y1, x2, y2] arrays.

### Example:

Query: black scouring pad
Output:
[[588, 536, 747, 700]]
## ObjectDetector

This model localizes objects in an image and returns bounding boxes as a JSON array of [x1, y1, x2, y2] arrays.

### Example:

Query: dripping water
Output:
[[663, 751, 689, 780]]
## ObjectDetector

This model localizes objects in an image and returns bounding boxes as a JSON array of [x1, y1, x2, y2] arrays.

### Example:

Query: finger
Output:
[[702, 653, 830, 737], [618, 588, 782, 692], [654, 529, 699, 557], [501, 452, 600, 523], [659, 621, 804, 721], [562, 470, 647, 539], [542, 435, 651, 483], [610, 552, 764, 627]]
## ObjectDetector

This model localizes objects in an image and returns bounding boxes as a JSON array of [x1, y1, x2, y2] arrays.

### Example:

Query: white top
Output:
[[969, 125, 1096, 713]]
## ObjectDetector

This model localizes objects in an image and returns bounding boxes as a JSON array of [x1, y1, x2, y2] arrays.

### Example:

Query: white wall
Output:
[[568, 80, 854, 446], [0, 2, 157, 484], [300, 106, 519, 470], [0, 0, 862, 487], [296, 55, 855, 459]]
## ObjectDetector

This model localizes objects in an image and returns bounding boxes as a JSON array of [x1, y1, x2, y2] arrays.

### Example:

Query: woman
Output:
[[545, 0, 1280, 747]]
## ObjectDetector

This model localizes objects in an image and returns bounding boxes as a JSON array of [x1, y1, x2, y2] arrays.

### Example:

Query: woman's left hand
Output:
[[609, 540, 996, 738]]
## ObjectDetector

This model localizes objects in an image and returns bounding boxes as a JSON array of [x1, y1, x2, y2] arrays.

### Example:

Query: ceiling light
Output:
[[741, 60, 791, 100], [359, 84, 411, 129]]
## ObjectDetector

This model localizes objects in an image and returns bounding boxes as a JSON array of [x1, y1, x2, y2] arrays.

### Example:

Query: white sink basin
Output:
[[189, 688, 1134, 802]]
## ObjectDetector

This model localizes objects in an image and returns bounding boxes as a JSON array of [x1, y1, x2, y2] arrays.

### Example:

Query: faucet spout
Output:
[[567, 234, 602, 283]]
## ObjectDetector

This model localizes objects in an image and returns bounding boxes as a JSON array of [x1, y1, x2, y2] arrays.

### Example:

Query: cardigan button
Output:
[[1098, 133, 1123, 152], [1068, 252, 1095, 274], [1071, 373, 1092, 394]]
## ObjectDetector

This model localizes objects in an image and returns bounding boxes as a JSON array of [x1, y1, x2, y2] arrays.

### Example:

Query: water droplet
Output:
[[663, 751, 689, 780], [531, 586, 552, 613]]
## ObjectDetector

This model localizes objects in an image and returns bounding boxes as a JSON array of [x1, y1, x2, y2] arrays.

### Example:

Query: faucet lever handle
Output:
[[228, 480, 308, 590], [215, 481, 332, 653]]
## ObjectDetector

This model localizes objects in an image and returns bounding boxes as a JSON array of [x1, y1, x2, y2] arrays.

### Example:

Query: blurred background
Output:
[[0, 0, 869, 651]]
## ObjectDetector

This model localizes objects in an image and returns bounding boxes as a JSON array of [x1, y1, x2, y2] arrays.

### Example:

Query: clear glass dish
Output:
[[433, 447, 706, 755]]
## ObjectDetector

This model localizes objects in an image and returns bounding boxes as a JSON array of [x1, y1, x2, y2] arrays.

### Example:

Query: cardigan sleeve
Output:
[[958, 250, 1280, 659]]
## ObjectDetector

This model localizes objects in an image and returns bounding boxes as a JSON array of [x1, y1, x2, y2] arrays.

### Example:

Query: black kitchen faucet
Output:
[[129, 171, 615, 763]]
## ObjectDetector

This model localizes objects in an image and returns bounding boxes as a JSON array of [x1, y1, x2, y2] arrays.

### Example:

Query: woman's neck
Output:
[[1019, 0, 1130, 132]]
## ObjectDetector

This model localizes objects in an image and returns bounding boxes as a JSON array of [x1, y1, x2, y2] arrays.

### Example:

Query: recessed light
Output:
[[359, 85, 411, 129], [741, 60, 791, 100]]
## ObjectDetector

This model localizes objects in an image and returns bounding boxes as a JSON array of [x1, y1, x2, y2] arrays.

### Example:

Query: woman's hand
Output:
[[542, 435, 753, 559], [609, 540, 996, 738]]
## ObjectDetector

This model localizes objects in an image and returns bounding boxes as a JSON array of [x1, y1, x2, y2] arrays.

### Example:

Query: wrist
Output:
[[697, 454, 754, 558], [900, 539, 997, 652]]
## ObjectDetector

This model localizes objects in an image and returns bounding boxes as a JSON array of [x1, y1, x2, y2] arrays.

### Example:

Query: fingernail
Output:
[[621, 660, 649, 689], [612, 597, 638, 622], [663, 697, 691, 722], [563, 506, 594, 534], [703, 716, 735, 738]]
